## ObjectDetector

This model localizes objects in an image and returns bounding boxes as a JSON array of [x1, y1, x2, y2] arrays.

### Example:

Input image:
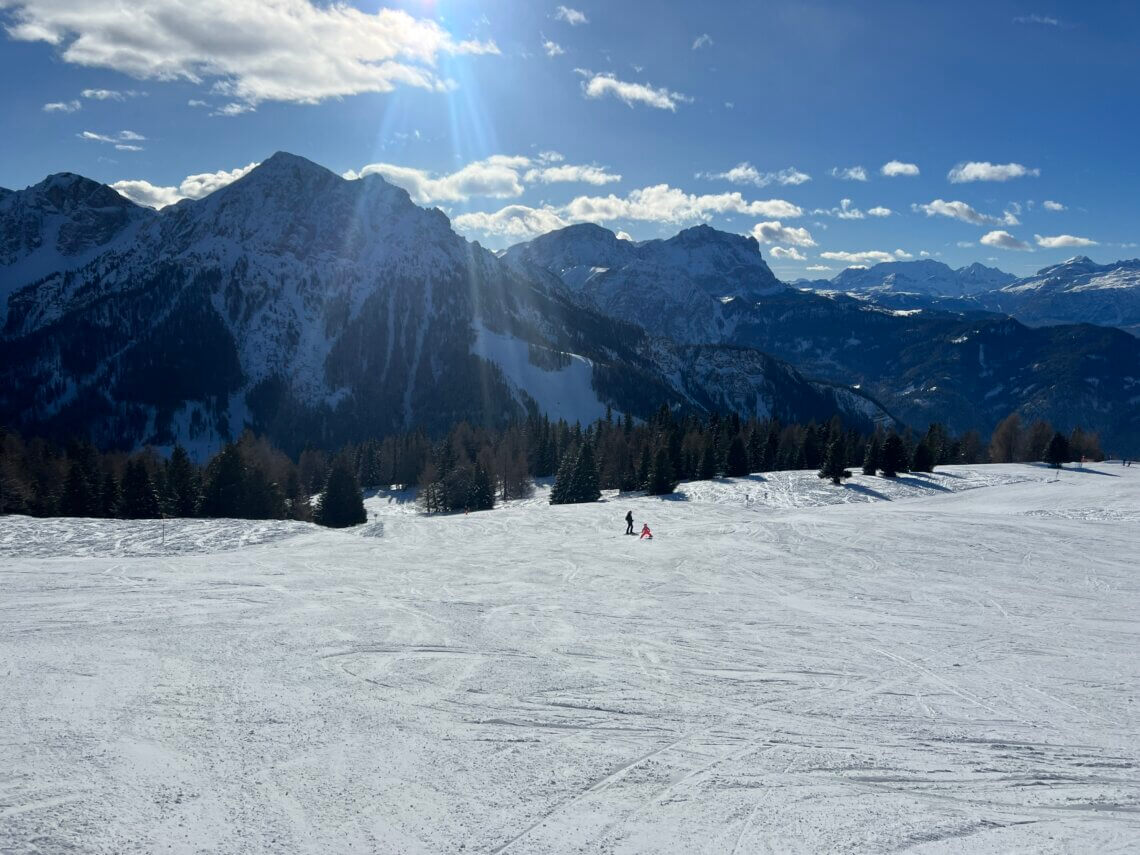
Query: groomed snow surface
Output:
[[2, 464, 1138, 853]]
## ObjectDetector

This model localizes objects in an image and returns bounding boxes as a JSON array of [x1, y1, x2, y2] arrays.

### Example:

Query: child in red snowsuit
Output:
[[639, 523, 653, 540]]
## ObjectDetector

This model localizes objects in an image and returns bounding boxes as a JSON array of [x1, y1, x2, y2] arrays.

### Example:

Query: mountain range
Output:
[[2, 152, 1138, 453], [0, 153, 885, 455]]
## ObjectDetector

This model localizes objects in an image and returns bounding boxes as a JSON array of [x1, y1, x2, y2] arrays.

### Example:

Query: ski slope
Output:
[[2, 464, 1138, 853]]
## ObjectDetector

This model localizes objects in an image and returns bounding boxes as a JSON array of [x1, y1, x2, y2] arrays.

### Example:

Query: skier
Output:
[[640, 523, 653, 540], [625, 510, 634, 535]]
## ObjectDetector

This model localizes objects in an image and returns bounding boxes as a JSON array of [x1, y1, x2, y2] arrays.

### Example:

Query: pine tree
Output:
[[120, 460, 161, 519], [645, 447, 679, 495], [572, 442, 601, 503], [166, 445, 199, 517], [60, 461, 94, 517], [880, 433, 908, 478], [818, 436, 850, 485], [469, 462, 496, 511], [549, 444, 578, 505], [200, 443, 246, 518], [862, 433, 881, 476], [315, 457, 366, 527], [99, 471, 121, 518], [911, 440, 936, 473], [698, 440, 718, 480], [1046, 432, 1070, 468], [725, 434, 750, 477]]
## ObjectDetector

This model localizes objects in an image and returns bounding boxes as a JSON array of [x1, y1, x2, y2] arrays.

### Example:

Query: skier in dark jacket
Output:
[[625, 510, 634, 535]]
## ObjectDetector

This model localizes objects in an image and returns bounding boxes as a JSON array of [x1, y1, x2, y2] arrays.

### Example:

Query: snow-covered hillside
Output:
[[3, 464, 1138, 852]]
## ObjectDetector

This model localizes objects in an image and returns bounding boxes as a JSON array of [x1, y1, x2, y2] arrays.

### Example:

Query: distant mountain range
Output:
[[2, 152, 1138, 452], [507, 228, 1140, 448], [0, 153, 886, 455], [794, 256, 1140, 338]]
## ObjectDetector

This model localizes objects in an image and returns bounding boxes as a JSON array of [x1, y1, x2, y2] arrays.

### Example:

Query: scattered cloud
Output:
[[751, 221, 816, 247], [566, 185, 802, 224], [543, 39, 564, 57], [344, 153, 621, 202], [770, 246, 807, 261], [555, 6, 588, 25], [723, 101, 734, 109], [806, 265, 832, 272], [815, 198, 891, 220], [819, 249, 902, 267], [880, 160, 919, 177], [1042, 199, 1065, 211], [187, 99, 209, 108], [912, 198, 1019, 226], [830, 166, 868, 182], [1013, 14, 1061, 26], [3, 1, 499, 107], [957, 241, 975, 248], [43, 100, 81, 112], [1034, 233, 1098, 248], [700, 162, 810, 188], [454, 204, 570, 239], [111, 162, 258, 208], [616, 230, 634, 241], [524, 163, 621, 185], [579, 71, 691, 111], [118, 130, 145, 141], [692, 34, 713, 50], [81, 88, 142, 100], [114, 144, 143, 151], [947, 161, 1040, 183], [867, 206, 892, 217], [211, 102, 256, 117], [980, 230, 1032, 250]]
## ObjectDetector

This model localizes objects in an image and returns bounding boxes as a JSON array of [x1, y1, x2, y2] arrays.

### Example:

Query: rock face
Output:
[[510, 225, 1140, 448], [0, 153, 885, 454]]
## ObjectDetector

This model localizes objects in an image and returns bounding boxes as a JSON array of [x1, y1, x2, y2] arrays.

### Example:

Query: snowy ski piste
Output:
[[2, 464, 1138, 853]]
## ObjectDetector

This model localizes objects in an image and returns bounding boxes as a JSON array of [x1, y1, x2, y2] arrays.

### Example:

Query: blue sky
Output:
[[2, 0, 1137, 277]]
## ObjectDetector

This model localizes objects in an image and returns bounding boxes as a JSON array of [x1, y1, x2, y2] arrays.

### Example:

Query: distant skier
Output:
[[625, 510, 634, 535], [640, 523, 653, 540]]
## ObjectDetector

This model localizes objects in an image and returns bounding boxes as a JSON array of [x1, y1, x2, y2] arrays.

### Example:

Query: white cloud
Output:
[[701, 162, 810, 187], [1013, 14, 1061, 25], [453, 204, 570, 240], [880, 160, 919, 177], [692, 33, 713, 50], [345, 156, 529, 203], [1034, 233, 1098, 248], [580, 72, 691, 111], [1042, 199, 1066, 211], [819, 250, 900, 267], [980, 230, 1032, 250], [751, 221, 816, 247], [543, 39, 564, 57], [616, 230, 633, 241], [81, 88, 141, 100], [867, 206, 892, 217], [79, 131, 114, 143], [565, 186, 803, 224], [920, 250, 931, 257], [114, 144, 143, 151], [893, 249, 913, 259], [187, 99, 209, 108], [212, 102, 256, 117], [118, 129, 145, 141], [830, 166, 868, 182], [524, 164, 621, 185], [912, 198, 1019, 226], [770, 246, 806, 261], [3, 1, 499, 107], [805, 265, 832, 272], [956, 241, 974, 248], [111, 161, 258, 208], [947, 161, 1040, 183], [43, 100, 80, 112], [555, 6, 588, 25], [344, 154, 619, 203]]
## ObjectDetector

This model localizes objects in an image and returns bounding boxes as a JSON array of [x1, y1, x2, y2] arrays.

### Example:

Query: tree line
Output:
[[1, 407, 1105, 525]]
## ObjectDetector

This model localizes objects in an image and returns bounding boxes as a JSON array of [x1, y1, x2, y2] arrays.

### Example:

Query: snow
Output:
[[472, 323, 608, 426], [2, 464, 1139, 853]]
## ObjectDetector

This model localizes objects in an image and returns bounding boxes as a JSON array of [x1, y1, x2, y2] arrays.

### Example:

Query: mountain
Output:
[[978, 256, 1140, 337], [0, 154, 887, 454], [805, 259, 1015, 298], [509, 224, 1140, 448], [504, 223, 785, 343]]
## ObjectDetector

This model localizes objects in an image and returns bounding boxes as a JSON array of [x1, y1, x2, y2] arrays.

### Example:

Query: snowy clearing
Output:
[[2, 464, 1139, 853]]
